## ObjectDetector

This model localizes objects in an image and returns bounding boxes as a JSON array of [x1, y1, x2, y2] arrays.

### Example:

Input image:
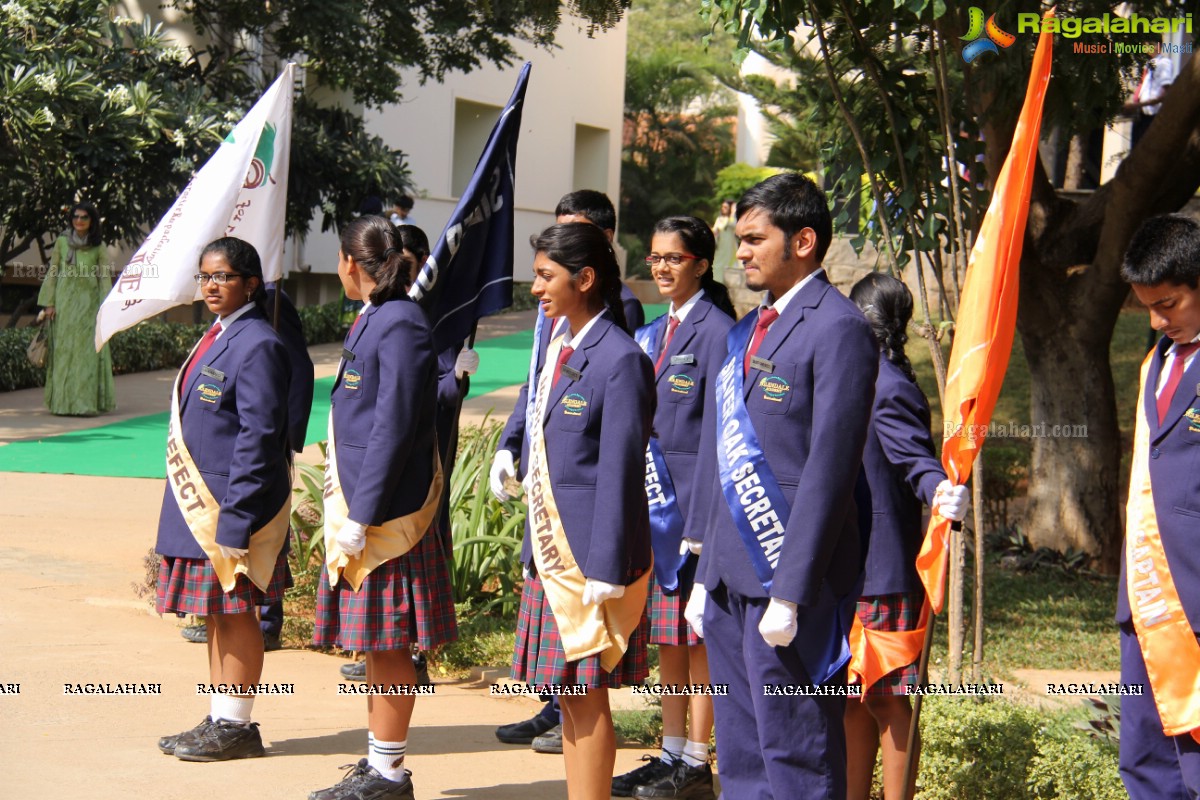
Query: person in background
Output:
[[37, 201, 116, 416], [844, 272, 968, 800], [490, 190, 644, 754], [391, 195, 416, 227], [710, 198, 738, 284], [611, 216, 735, 800]]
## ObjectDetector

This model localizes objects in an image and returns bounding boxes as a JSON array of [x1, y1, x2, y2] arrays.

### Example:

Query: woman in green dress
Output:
[[37, 202, 116, 416]]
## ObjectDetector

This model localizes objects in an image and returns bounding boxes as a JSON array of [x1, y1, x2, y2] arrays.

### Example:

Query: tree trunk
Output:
[[1017, 309, 1124, 573]]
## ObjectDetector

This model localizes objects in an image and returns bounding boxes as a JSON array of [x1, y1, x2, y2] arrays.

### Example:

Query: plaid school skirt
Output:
[[512, 571, 650, 689], [313, 522, 457, 653], [157, 546, 292, 617], [851, 591, 924, 696], [648, 554, 702, 647]]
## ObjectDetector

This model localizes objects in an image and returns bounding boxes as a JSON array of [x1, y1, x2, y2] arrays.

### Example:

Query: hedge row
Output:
[[0, 300, 343, 393]]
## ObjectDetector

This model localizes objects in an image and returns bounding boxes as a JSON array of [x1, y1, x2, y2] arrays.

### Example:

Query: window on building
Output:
[[453, 98, 502, 197], [573, 124, 609, 192]]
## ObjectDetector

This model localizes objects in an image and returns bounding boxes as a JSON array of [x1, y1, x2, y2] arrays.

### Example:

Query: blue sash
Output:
[[635, 315, 689, 590], [523, 307, 545, 450], [716, 314, 851, 684]]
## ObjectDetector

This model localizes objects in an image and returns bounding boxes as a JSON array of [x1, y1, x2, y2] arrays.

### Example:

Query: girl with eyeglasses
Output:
[[155, 236, 294, 763], [611, 216, 735, 800], [36, 201, 116, 416], [309, 215, 456, 800]]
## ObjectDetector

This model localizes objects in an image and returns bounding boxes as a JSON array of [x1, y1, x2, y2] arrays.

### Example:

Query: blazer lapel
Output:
[[337, 305, 375, 386], [1154, 341, 1200, 442], [743, 275, 827, 399], [656, 300, 707, 385], [182, 307, 260, 408], [543, 322, 601, 422]]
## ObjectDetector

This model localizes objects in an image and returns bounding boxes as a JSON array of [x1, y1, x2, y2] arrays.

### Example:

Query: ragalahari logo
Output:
[[961, 7, 1017, 63]]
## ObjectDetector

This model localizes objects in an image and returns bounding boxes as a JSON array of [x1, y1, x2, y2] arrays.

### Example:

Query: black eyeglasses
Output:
[[72, 214, 90, 220], [645, 253, 697, 267], [193, 273, 244, 286]]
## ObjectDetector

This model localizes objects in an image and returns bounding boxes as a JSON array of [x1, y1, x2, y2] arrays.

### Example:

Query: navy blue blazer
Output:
[[266, 285, 315, 453], [644, 294, 735, 539], [859, 355, 945, 596], [500, 288, 644, 477], [155, 305, 293, 558], [520, 316, 655, 585], [1117, 338, 1200, 630], [693, 272, 878, 605], [332, 298, 438, 526]]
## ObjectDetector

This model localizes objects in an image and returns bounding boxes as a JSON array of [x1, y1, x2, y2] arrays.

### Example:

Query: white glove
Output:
[[684, 585, 707, 639], [679, 537, 703, 556], [489, 450, 516, 502], [336, 520, 368, 556], [455, 348, 480, 378], [523, 563, 532, 582], [218, 545, 248, 559], [759, 597, 799, 648], [934, 480, 970, 522], [582, 579, 625, 606]]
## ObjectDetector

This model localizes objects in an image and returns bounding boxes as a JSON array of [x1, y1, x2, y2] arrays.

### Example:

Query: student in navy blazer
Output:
[[310, 215, 456, 800], [1117, 215, 1200, 800], [510, 222, 654, 800], [610, 216, 735, 800], [845, 273, 967, 800], [491, 191, 645, 748], [155, 237, 292, 763], [684, 174, 879, 800]]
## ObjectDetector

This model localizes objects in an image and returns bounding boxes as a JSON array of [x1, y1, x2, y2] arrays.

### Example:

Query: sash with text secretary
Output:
[[166, 339, 289, 593], [634, 318, 690, 590], [527, 334, 650, 671], [1126, 349, 1200, 742], [322, 360, 444, 591], [715, 314, 849, 683]]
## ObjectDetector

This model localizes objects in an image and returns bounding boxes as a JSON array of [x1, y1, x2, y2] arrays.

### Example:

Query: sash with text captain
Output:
[[685, 174, 878, 800]]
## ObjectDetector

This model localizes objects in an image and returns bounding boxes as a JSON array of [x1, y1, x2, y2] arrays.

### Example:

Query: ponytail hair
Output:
[[339, 215, 410, 304], [652, 215, 736, 320], [530, 222, 629, 333], [850, 272, 914, 382], [199, 236, 268, 314]]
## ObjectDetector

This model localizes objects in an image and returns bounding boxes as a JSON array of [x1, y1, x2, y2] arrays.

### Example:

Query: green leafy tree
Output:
[[708, 0, 1194, 572]]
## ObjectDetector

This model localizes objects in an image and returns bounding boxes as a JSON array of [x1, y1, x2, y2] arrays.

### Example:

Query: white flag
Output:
[[96, 63, 295, 349]]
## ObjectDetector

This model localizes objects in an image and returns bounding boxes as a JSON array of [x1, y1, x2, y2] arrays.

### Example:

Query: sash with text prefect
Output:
[[1127, 349, 1200, 742], [323, 412, 444, 592], [166, 340, 289, 593], [635, 319, 690, 590], [715, 315, 851, 683], [527, 334, 650, 671]]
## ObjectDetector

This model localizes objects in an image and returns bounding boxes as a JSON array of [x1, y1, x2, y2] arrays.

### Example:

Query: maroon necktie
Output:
[[181, 323, 221, 396], [1157, 342, 1200, 424], [744, 307, 780, 377], [348, 313, 363, 339], [655, 316, 681, 373], [553, 346, 575, 387]]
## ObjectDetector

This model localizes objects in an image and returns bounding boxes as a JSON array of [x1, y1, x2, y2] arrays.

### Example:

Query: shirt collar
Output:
[[762, 267, 824, 318], [563, 310, 608, 350], [215, 302, 255, 338], [669, 288, 705, 323]]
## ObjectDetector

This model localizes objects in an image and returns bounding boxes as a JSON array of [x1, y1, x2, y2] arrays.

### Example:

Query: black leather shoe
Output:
[[308, 759, 415, 800], [531, 723, 563, 754], [263, 630, 282, 652], [413, 652, 430, 687], [494, 713, 557, 744], [181, 624, 207, 644], [173, 718, 265, 761], [157, 716, 214, 755], [612, 755, 677, 797], [633, 760, 716, 799], [341, 660, 367, 681]]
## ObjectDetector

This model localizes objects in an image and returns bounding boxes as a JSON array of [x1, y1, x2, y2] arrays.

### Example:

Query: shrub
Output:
[[0, 326, 44, 391], [917, 697, 1040, 800], [1027, 730, 1123, 800]]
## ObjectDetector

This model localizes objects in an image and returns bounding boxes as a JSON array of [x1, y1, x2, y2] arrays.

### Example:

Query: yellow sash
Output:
[[1127, 349, 1200, 742], [527, 335, 650, 672], [322, 410, 443, 592], [166, 344, 289, 593]]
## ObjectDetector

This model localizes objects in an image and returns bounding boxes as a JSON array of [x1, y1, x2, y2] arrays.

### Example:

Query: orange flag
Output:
[[914, 10, 1054, 615]]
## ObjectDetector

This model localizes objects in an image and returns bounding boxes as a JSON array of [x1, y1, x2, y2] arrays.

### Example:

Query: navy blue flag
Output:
[[409, 63, 531, 352]]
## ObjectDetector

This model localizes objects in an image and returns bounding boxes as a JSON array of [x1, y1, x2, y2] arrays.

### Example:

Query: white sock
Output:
[[661, 735, 686, 764], [368, 736, 407, 782], [211, 693, 253, 724], [682, 739, 708, 768]]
